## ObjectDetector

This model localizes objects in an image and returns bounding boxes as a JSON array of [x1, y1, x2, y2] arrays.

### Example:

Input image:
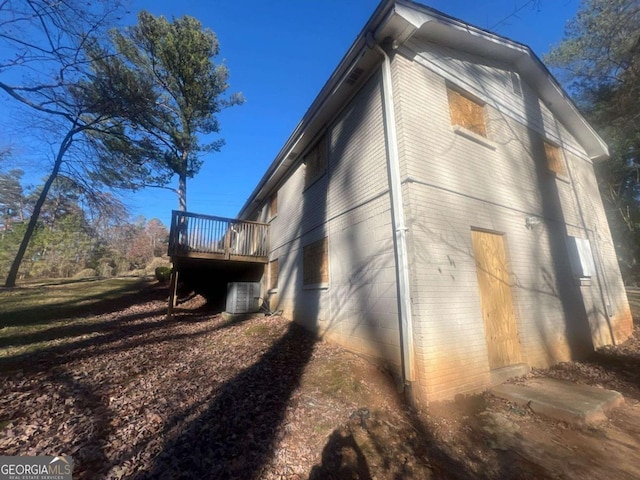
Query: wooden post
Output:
[[167, 269, 179, 317]]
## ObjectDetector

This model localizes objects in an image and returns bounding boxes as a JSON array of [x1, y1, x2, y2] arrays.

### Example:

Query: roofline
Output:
[[237, 0, 397, 218], [395, 0, 608, 159], [238, 0, 609, 218]]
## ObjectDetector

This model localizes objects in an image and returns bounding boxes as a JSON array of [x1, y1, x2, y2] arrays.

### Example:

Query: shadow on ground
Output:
[[0, 278, 158, 328], [2, 286, 640, 479], [137, 322, 317, 479], [0, 285, 225, 374]]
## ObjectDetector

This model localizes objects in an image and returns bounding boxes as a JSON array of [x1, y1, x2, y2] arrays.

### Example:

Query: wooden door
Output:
[[471, 230, 522, 369]]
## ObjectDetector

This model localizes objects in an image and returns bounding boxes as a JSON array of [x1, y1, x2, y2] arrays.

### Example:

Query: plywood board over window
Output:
[[269, 191, 278, 218], [303, 237, 329, 286], [544, 141, 566, 176], [304, 135, 327, 189], [269, 258, 279, 290], [447, 87, 487, 138]]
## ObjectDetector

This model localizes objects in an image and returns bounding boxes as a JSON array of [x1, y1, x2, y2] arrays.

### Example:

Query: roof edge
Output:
[[237, 0, 398, 218], [238, 0, 609, 219]]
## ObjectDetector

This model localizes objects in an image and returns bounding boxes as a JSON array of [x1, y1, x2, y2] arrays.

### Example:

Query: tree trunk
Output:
[[178, 150, 189, 212], [178, 173, 187, 212], [4, 129, 76, 288]]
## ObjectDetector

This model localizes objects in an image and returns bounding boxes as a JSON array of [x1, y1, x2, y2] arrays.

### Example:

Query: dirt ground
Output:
[[1, 283, 640, 479]]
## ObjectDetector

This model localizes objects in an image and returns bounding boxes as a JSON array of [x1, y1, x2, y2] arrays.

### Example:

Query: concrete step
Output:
[[491, 378, 624, 425]]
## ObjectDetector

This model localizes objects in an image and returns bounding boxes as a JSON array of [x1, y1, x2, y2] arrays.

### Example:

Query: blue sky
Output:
[[2, 0, 580, 228]]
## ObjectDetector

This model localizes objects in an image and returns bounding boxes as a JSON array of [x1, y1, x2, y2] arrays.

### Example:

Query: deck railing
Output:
[[168, 210, 269, 262]]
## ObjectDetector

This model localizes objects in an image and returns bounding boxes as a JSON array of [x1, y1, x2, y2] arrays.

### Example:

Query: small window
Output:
[[269, 258, 279, 290], [544, 141, 566, 176], [510, 72, 522, 96], [303, 237, 329, 286], [447, 87, 487, 138], [304, 136, 327, 189], [269, 191, 278, 218]]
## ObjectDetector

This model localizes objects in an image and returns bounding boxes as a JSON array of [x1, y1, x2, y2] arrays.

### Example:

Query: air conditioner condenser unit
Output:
[[226, 282, 261, 314]]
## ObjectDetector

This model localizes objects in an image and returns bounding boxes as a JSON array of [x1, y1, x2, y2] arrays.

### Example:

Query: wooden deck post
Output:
[[167, 269, 179, 317]]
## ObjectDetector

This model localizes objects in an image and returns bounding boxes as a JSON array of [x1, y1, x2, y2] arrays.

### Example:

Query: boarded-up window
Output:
[[303, 237, 329, 285], [269, 191, 278, 218], [304, 136, 327, 189], [447, 87, 487, 138], [544, 141, 566, 176], [269, 259, 279, 290]]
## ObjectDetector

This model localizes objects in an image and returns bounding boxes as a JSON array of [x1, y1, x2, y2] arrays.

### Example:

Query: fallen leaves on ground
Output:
[[2, 284, 640, 479]]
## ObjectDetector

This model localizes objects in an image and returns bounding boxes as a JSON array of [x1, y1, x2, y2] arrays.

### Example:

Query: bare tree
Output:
[[0, 0, 154, 287]]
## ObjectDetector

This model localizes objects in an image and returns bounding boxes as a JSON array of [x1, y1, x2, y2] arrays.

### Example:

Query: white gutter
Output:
[[368, 34, 416, 384]]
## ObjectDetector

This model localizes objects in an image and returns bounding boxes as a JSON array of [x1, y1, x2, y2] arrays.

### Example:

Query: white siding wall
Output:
[[565, 151, 633, 346], [252, 38, 630, 404], [266, 73, 402, 368], [393, 42, 631, 401], [403, 39, 586, 156]]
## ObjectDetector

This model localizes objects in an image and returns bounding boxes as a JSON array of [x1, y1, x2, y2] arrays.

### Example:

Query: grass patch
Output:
[[0, 277, 156, 358], [0, 277, 151, 326], [244, 323, 272, 337], [304, 357, 362, 399]]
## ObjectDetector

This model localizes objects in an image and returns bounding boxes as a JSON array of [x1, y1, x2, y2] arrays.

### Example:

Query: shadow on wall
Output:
[[401, 50, 598, 379], [272, 71, 401, 369], [520, 79, 596, 359], [477, 51, 599, 361], [427, 58, 597, 363], [466, 58, 597, 361], [320, 71, 402, 371]]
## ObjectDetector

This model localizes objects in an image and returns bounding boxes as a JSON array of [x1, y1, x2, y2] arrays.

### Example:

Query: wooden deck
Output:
[[168, 210, 269, 264], [167, 210, 269, 315]]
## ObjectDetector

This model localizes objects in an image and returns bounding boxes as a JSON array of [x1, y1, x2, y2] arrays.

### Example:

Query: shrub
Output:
[[146, 256, 172, 275], [97, 262, 113, 277], [155, 266, 172, 283]]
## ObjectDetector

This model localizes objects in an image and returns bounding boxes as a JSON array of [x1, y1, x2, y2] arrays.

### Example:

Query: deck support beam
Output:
[[167, 269, 179, 317]]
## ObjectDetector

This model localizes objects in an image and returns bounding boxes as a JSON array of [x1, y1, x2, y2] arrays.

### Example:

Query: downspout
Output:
[[367, 33, 416, 385]]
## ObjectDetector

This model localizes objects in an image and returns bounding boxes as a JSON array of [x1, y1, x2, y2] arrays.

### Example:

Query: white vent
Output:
[[226, 282, 261, 314], [511, 71, 522, 96], [345, 67, 364, 86]]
